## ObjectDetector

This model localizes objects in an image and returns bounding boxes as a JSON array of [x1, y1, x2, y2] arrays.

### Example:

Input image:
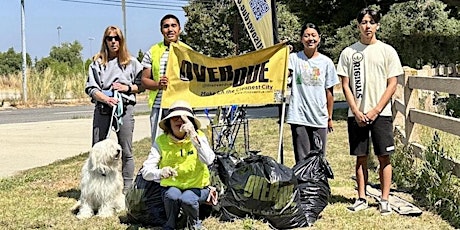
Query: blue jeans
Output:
[[162, 187, 210, 230]]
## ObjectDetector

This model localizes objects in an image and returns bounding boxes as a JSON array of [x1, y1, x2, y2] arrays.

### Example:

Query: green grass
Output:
[[0, 111, 457, 229]]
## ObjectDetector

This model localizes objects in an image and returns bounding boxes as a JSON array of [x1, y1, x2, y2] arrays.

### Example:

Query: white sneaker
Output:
[[348, 199, 368, 212], [379, 200, 393, 216]]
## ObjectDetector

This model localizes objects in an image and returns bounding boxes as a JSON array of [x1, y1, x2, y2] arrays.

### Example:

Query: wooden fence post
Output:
[[405, 70, 421, 144], [447, 63, 457, 77], [393, 67, 414, 132]]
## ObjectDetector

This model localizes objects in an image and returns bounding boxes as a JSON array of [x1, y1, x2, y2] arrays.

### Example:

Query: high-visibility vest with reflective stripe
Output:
[[147, 41, 190, 108], [157, 130, 210, 190]]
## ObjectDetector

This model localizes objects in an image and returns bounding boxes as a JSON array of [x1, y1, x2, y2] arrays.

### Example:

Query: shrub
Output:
[[446, 95, 460, 118], [393, 132, 460, 228]]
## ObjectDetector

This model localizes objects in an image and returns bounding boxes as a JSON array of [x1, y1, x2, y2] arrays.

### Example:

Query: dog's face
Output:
[[89, 139, 122, 174]]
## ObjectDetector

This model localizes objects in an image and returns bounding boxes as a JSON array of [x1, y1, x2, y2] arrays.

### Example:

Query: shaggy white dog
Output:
[[74, 138, 126, 219]]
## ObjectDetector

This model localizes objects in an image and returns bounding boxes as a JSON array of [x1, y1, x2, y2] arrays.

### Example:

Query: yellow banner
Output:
[[161, 43, 289, 108], [234, 0, 274, 49]]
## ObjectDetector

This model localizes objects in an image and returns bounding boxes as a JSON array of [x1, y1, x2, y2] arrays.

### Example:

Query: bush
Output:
[[393, 132, 460, 228], [446, 95, 460, 118]]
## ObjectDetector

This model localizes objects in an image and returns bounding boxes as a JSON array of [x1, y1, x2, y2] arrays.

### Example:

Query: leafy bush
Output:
[[446, 95, 460, 118], [393, 132, 460, 228]]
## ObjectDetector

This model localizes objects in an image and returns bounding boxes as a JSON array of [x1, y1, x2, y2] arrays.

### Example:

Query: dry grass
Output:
[[0, 73, 22, 89], [1, 69, 87, 107], [0, 115, 456, 229]]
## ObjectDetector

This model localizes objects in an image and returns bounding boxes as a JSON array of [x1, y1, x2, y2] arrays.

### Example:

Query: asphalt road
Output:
[[0, 102, 347, 124], [0, 102, 280, 124], [0, 102, 145, 124]]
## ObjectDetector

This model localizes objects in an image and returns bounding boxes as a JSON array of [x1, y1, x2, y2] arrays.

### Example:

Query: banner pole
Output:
[[272, 0, 285, 164], [277, 101, 286, 164], [154, 107, 163, 139]]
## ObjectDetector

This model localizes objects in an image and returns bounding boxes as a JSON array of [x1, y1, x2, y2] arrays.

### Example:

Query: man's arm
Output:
[[141, 68, 162, 90], [140, 49, 165, 90], [365, 76, 397, 122], [141, 69, 168, 90]]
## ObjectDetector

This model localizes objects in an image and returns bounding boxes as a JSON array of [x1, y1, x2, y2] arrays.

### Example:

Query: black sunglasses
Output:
[[105, 35, 121, 42]]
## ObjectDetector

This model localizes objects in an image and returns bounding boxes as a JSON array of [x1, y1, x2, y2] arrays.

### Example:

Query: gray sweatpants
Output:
[[92, 104, 135, 192]]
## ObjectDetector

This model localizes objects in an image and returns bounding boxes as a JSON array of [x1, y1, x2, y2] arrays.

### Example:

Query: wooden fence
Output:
[[392, 64, 460, 178]]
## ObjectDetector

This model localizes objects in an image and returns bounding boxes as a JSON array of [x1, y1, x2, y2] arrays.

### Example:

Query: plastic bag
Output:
[[217, 153, 309, 229], [125, 171, 166, 226], [292, 132, 334, 226]]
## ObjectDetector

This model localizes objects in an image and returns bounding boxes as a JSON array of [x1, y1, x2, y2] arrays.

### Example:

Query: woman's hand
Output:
[[180, 115, 197, 136], [160, 166, 178, 179], [328, 118, 334, 133], [112, 82, 130, 93], [103, 96, 118, 107], [180, 115, 201, 146]]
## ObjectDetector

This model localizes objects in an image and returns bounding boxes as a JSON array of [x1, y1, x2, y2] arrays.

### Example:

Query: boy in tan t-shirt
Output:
[[336, 7, 403, 216]]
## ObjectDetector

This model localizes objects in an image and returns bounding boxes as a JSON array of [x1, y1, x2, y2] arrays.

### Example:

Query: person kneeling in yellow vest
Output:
[[140, 100, 215, 230]]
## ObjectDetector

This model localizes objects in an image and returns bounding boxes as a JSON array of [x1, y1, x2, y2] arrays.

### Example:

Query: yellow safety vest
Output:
[[157, 130, 211, 190], [147, 41, 190, 108]]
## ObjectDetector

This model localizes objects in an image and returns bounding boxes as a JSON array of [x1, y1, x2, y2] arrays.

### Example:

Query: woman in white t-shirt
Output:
[[287, 23, 339, 163]]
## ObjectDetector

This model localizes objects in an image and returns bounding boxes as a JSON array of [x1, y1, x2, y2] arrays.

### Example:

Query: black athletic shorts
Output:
[[347, 116, 395, 156]]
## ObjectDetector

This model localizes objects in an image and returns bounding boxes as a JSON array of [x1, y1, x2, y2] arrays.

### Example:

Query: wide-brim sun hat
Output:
[[158, 100, 201, 133]]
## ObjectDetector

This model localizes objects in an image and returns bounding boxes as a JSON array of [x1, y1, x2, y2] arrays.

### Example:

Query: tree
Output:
[[325, 0, 460, 67], [35, 41, 84, 72], [278, 0, 424, 27], [183, 0, 243, 57], [276, 3, 302, 47], [35, 57, 56, 72], [0, 48, 32, 75], [278, 0, 426, 57], [442, 0, 460, 6], [323, 20, 360, 63], [379, 0, 460, 67], [182, 1, 300, 57], [49, 41, 84, 67]]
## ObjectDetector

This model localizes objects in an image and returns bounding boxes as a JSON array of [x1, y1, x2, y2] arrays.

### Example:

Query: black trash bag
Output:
[[125, 171, 166, 227], [215, 152, 239, 186], [202, 161, 225, 217], [218, 153, 309, 229], [292, 132, 334, 226], [212, 153, 243, 220]]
